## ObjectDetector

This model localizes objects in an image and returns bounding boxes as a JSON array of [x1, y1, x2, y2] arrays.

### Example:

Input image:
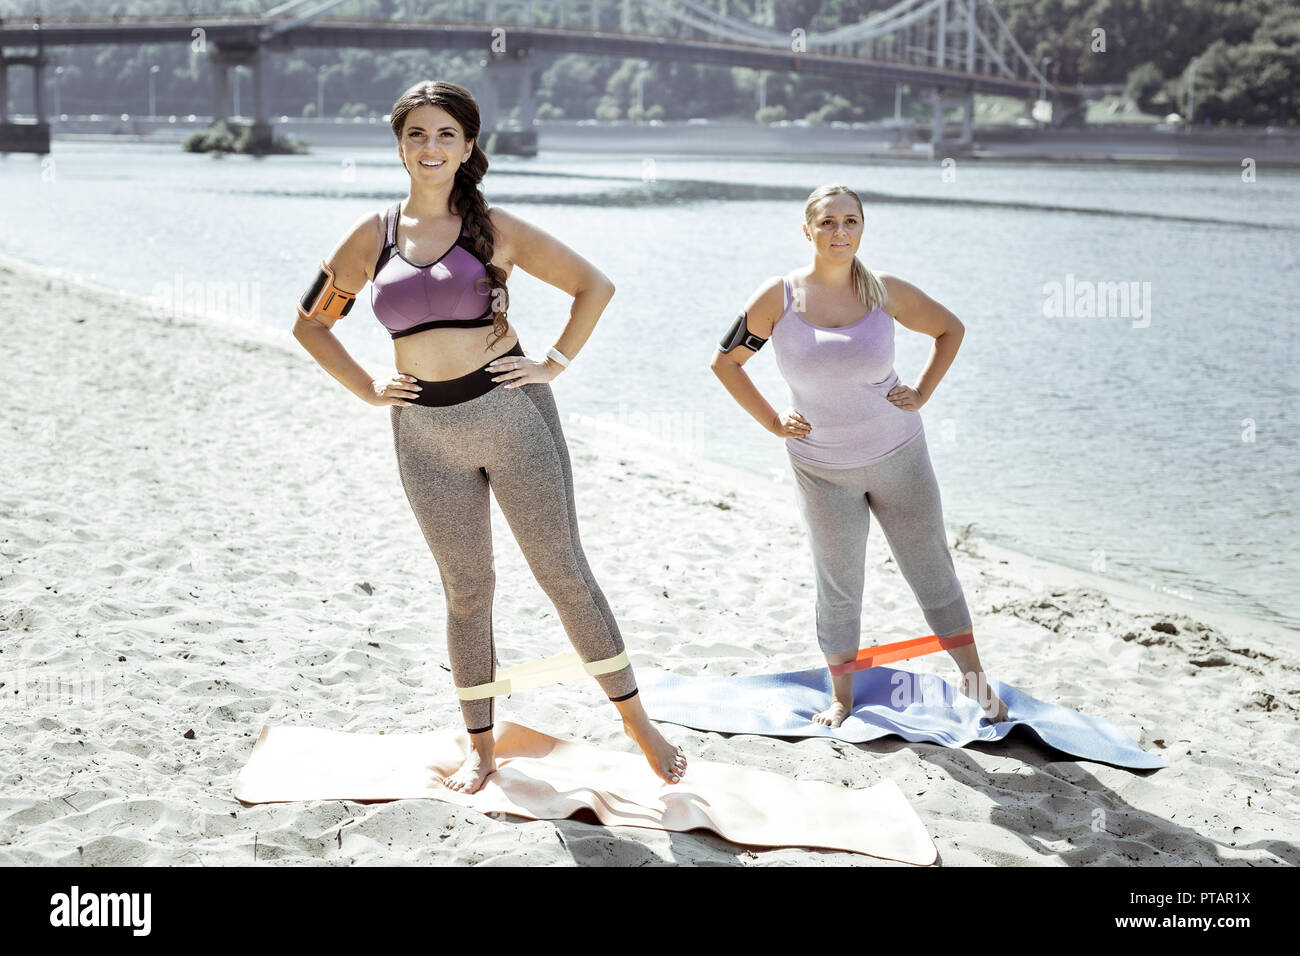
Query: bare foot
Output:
[[813, 698, 852, 727], [960, 672, 1010, 724], [443, 745, 496, 795], [623, 720, 687, 785]]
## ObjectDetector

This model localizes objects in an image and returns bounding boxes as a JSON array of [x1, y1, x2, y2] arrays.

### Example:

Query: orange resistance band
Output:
[[827, 632, 974, 676]]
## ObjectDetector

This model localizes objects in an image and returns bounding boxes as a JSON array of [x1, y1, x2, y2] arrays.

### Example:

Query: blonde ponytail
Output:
[[850, 256, 888, 312]]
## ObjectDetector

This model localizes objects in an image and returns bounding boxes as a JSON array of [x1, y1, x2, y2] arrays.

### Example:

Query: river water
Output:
[[3, 138, 1297, 632]]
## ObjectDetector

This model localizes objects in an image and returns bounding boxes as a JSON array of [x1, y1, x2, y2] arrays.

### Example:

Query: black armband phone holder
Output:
[[718, 311, 768, 353]]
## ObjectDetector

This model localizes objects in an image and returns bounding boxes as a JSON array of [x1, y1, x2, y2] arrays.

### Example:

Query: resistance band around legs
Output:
[[827, 632, 974, 676], [457, 650, 630, 700], [455, 632, 971, 699]]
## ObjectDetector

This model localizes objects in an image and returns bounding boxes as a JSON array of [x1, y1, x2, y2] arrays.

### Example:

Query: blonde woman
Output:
[[710, 184, 1009, 728], [293, 81, 687, 793]]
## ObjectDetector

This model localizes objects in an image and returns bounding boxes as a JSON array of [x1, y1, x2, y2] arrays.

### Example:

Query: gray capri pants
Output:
[[789, 428, 973, 655], [390, 380, 638, 733]]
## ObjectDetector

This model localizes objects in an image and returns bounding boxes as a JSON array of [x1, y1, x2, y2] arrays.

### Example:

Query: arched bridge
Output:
[[1, 0, 1078, 153]]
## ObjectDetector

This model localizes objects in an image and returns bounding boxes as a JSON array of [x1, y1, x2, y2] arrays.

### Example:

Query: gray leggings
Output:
[[390, 382, 638, 732], [789, 428, 972, 655]]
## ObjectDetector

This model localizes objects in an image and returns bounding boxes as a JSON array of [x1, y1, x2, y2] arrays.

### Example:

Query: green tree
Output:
[[538, 54, 615, 120], [807, 93, 857, 123], [1188, 12, 1300, 125], [1125, 62, 1167, 114], [594, 96, 621, 120]]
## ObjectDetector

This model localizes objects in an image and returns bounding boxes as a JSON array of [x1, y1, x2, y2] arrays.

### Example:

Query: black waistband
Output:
[[404, 342, 525, 407]]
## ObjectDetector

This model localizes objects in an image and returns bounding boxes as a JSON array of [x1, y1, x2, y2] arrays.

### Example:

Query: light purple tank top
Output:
[[770, 275, 923, 468]]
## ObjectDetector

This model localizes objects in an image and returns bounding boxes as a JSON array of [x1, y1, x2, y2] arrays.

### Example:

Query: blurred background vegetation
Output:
[[1, 0, 1295, 126]]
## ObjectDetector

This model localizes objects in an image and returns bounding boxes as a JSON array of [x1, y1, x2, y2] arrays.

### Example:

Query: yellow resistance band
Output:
[[456, 650, 630, 701]]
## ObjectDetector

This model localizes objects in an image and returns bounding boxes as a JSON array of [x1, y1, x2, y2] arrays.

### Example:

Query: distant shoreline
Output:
[[540, 120, 1300, 168], [38, 115, 1300, 168]]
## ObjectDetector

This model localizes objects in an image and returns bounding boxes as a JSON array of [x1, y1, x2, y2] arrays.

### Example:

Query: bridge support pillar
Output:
[[479, 52, 542, 156], [207, 43, 273, 149], [928, 87, 975, 155], [0, 51, 47, 123], [0, 49, 52, 154], [249, 45, 273, 151]]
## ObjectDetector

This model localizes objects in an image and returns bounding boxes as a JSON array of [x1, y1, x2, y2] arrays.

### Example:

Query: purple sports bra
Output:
[[370, 200, 494, 339]]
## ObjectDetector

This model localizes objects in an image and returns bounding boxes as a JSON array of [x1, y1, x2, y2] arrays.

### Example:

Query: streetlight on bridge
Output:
[[1037, 56, 1053, 127]]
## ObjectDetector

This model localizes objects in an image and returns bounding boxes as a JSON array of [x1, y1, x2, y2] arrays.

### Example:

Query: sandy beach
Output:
[[0, 252, 1296, 867]]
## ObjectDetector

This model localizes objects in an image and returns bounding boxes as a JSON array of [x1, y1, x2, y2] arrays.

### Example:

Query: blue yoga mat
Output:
[[638, 665, 1165, 770]]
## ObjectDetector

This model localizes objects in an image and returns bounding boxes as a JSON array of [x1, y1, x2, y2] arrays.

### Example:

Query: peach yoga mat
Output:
[[233, 721, 936, 864]]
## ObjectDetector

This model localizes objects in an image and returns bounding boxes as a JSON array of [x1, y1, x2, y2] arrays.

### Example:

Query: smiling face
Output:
[[397, 104, 474, 179], [803, 192, 864, 260]]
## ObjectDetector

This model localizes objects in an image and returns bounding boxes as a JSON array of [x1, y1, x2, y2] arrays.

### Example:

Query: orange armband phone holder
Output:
[[297, 261, 357, 322]]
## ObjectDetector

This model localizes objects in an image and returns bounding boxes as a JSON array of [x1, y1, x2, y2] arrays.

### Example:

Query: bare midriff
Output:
[[394, 324, 520, 381]]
